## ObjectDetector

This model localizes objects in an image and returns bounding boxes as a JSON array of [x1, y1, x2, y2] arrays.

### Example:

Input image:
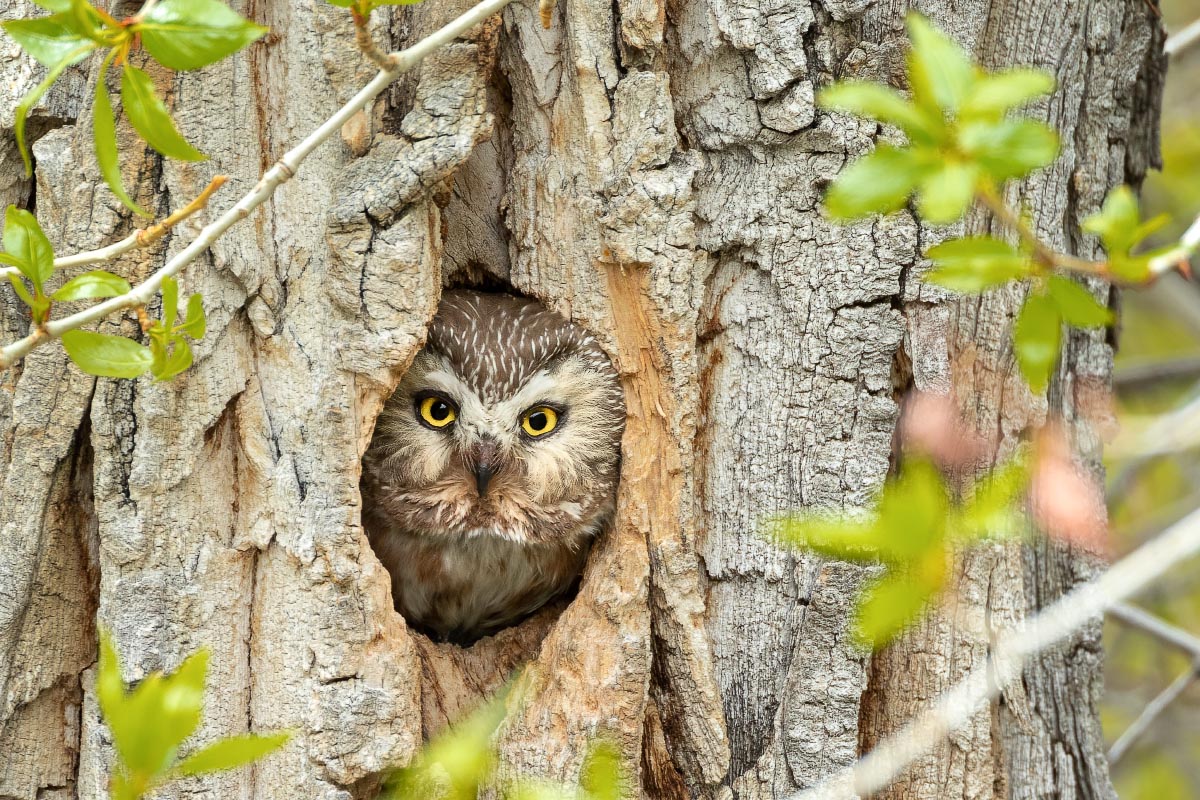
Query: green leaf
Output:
[[176, 731, 290, 776], [136, 0, 267, 71], [855, 571, 938, 646], [2, 13, 94, 67], [956, 457, 1029, 540], [1046, 275, 1112, 327], [581, 741, 622, 800], [52, 269, 131, 301], [1083, 186, 1141, 256], [817, 81, 938, 142], [924, 236, 1032, 291], [876, 458, 949, 562], [961, 68, 1055, 118], [161, 276, 179, 331], [905, 12, 974, 115], [153, 337, 193, 381], [959, 118, 1059, 181], [824, 145, 931, 219], [3, 206, 55, 289], [772, 515, 889, 562], [176, 293, 206, 338], [6, 272, 36, 306], [93, 57, 151, 216], [916, 161, 979, 224], [32, 0, 73, 11], [61, 329, 153, 378], [14, 43, 94, 175], [120, 66, 206, 161], [1013, 291, 1062, 393]]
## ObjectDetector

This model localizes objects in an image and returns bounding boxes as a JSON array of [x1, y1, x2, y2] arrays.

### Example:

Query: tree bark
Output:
[[0, 0, 1163, 798]]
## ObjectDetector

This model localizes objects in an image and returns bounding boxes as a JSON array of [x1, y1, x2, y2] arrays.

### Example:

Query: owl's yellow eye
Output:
[[521, 406, 559, 437], [418, 395, 457, 429]]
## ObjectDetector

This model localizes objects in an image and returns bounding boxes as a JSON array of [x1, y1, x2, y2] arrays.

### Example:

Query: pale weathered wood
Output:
[[0, 0, 1165, 798]]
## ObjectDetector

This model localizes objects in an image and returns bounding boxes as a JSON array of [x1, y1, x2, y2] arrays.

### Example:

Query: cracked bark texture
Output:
[[0, 0, 1162, 799]]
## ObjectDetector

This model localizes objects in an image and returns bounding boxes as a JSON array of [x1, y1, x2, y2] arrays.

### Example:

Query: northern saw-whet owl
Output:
[[362, 290, 625, 643]]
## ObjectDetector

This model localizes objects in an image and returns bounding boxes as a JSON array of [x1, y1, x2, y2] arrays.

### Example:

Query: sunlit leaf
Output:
[[6, 272, 36, 306], [959, 118, 1059, 181], [120, 66, 206, 161], [175, 293, 206, 338], [824, 145, 931, 219], [905, 12, 974, 114], [1013, 291, 1061, 393], [3, 13, 94, 67], [916, 160, 979, 224], [382, 688, 510, 800], [93, 57, 151, 216], [817, 81, 939, 143], [956, 457, 1029, 540], [61, 329, 153, 378], [876, 458, 949, 561], [136, 0, 267, 71], [1046, 275, 1112, 327], [32, 0, 73, 11], [961, 68, 1054, 118], [854, 570, 938, 646], [152, 337, 193, 381], [52, 269, 131, 301], [175, 731, 291, 776], [161, 276, 179, 331], [924, 236, 1032, 291], [3, 206, 55, 289], [581, 741, 623, 800], [772, 515, 888, 561], [14, 42, 93, 175]]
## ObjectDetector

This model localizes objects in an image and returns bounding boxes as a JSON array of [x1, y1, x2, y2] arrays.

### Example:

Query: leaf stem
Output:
[[0, 0, 518, 371], [977, 182, 1110, 279]]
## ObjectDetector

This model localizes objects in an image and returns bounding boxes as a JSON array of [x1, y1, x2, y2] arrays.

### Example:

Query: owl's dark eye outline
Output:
[[415, 393, 458, 430], [519, 404, 563, 439]]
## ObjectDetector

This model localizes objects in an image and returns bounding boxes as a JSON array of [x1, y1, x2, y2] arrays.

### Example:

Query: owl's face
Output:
[[364, 291, 625, 546]]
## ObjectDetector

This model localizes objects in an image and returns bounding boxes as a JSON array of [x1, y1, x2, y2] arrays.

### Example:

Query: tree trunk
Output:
[[0, 0, 1163, 798]]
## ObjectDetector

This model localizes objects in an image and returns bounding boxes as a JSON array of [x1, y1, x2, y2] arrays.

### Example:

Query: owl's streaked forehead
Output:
[[425, 290, 614, 401]]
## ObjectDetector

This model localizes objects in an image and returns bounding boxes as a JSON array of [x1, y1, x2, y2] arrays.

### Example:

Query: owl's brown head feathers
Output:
[[362, 290, 625, 641]]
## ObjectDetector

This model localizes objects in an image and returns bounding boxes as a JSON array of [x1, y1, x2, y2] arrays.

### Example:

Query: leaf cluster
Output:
[[381, 686, 625, 800], [1, 205, 205, 380], [773, 458, 1028, 647], [97, 629, 289, 800], [819, 14, 1058, 224], [818, 13, 1167, 395], [2, 0, 265, 214]]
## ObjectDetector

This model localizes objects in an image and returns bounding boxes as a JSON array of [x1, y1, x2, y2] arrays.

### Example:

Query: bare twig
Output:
[[1166, 17, 1200, 57], [1108, 602, 1200, 657], [352, 9, 396, 71], [1148, 212, 1200, 277], [1107, 661, 1199, 764], [0, 0, 518, 370], [790, 505, 1200, 800], [52, 176, 227, 271], [1114, 355, 1200, 388]]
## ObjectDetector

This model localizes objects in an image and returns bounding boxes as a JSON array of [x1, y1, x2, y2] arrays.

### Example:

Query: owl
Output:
[[361, 290, 625, 644]]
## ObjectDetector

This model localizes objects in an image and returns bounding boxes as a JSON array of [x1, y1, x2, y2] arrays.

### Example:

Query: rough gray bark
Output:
[[0, 0, 1163, 799]]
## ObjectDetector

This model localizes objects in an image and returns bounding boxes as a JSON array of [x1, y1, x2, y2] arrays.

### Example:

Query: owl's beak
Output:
[[471, 438, 500, 497]]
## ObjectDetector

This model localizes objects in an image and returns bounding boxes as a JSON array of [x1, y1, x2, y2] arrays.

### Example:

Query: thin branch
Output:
[[1114, 354, 1200, 388], [0, 0, 518, 370], [978, 183, 1109, 278], [1166, 17, 1200, 57], [52, 176, 227, 271], [352, 9, 396, 71], [790, 504, 1200, 800], [1148, 212, 1200, 276], [1107, 661, 1199, 764], [1108, 602, 1200, 657]]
